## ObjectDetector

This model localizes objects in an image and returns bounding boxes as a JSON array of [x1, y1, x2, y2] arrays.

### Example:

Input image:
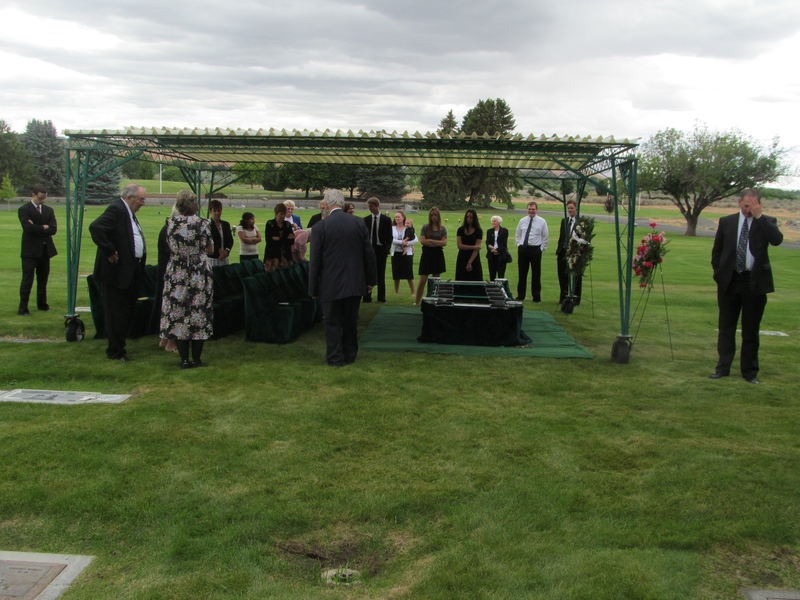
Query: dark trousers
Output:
[[557, 252, 582, 303], [517, 246, 542, 301], [20, 254, 51, 311], [322, 295, 361, 366], [365, 246, 388, 302], [716, 272, 767, 380], [102, 278, 139, 359], [487, 252, 507, 281]]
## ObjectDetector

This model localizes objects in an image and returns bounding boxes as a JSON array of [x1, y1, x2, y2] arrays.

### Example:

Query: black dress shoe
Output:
[[533, 298, 541, 303], [191, 360, 209, 368], [746, 377, 760, 385], [18, 309, 30, 316], [709, 373, 728, 379], [514, 296, 524, 301], [180, 360, 193, 370], [38, 305, 50, 311]]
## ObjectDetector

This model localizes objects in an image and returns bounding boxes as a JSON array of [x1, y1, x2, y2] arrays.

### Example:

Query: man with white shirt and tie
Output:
[[710, 189, 783, 384], [363, 197, 392, 303], [515, 201, 548, 303], [18, 184, 58, 315], [556, 199, 582, 306], [89, 183, 147, 362]]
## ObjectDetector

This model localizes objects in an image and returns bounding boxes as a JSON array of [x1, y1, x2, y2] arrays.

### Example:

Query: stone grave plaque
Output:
[[0, 389, 129, 405], [0, 560, 66, 600]]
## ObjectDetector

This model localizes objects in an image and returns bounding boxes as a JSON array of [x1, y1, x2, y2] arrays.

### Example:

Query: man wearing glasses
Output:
[[89, 183, 147, 362], [18, 184, 57, 316]]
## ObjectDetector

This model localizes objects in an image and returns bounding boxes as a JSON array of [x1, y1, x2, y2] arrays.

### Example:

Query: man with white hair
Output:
[[309, 189, 377, 366]]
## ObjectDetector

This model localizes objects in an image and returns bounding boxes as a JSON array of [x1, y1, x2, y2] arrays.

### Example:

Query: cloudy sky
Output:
[[2, 0, 800, 186]]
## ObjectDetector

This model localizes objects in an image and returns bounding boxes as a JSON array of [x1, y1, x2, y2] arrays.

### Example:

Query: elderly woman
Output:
[[284, 199, 303, 230], [160, 190, 214, 369], [207, 199, 233, 267], [263, 202, 295, 271], [485, 215, 510, 281]]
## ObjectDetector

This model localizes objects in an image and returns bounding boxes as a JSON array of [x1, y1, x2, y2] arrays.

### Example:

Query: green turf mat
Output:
[[361, 306, 594, 358]]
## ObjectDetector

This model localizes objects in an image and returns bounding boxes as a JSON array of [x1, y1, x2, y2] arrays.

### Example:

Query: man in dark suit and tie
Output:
[[710, 188, 783, 384], [556, 199, 582, 306], [363, 196, 392, 303], [309, 189, 377, 367], [89, 183, 147, 362], [18, 184, 58, 315]]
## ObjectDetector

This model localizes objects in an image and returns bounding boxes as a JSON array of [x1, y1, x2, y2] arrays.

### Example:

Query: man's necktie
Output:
[[736, 218, 749, 273], [36, 204, 42, 214], [522, 218, 533, 247], [371, 215, 378, 244]]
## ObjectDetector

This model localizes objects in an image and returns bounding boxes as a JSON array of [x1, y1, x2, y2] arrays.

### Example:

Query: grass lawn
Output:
[[1, 202, 799, 599]]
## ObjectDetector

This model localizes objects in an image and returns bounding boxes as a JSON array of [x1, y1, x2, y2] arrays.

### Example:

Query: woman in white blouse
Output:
[[390, 211, 418, 296]]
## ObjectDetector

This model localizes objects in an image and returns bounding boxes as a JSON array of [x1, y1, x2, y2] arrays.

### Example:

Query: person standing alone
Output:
[[309, 189, 377, 367], [18, 184, 57, 315], [710, 188, 783, 384]]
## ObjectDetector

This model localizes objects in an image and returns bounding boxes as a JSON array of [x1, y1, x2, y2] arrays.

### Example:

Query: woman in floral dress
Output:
[[160, 190, 214, 369]]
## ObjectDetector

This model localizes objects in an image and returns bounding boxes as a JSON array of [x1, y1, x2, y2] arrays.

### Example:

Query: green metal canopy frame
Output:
[[63, 127, 639, 362]]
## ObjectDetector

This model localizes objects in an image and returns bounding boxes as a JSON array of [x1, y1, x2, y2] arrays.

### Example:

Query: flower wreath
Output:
[[632, 222, 669, 288], [566, 215, 595, 276]]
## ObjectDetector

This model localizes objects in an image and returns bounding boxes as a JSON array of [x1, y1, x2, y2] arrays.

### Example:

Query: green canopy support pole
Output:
[[610, 156, 638, 363]]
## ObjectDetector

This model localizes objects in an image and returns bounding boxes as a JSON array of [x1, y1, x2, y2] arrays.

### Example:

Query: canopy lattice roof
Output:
[[64, 127, 638, 176]]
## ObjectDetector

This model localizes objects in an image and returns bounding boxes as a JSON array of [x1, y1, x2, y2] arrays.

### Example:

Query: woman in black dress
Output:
[[455, 208, 483, 281], [485, 215, 510, 281], [414, 207, 448, 306]]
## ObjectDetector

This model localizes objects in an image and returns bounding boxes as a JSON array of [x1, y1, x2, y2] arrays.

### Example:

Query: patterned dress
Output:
[[160, 215, 214, 340]]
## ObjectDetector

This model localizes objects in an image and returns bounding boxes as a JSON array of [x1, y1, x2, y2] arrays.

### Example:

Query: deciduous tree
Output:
[[639, 123, 790, 236]]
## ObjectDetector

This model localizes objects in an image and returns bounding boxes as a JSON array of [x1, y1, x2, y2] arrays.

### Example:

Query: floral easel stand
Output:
[[630, 222, 673, 359]]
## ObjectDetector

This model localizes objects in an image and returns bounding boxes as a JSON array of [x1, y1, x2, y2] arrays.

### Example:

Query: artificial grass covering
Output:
[[361, 305, 594, 358]]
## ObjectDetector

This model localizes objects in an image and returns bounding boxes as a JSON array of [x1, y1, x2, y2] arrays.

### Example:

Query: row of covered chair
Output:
[[87, 259, 320, 344], [243, 261, 321, 343]]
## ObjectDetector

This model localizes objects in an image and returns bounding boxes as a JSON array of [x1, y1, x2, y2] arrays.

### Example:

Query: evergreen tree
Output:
[[24, 119, 65, 195], [460, 99, 518, 207], [0, 120, 36, 192], [420, 110, 468, 209], [0, 172, 18, 199], [81, 146, 122, 204]]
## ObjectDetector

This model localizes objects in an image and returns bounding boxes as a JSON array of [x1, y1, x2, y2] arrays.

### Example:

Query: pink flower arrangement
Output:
[[631, 222, 669, 289]]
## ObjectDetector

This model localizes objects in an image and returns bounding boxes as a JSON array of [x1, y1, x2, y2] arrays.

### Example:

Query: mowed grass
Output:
[[1, 202, 799, 599]]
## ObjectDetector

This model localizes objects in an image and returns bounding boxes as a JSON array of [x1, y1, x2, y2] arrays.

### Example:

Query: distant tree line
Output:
[[0, 118, 120, 202]]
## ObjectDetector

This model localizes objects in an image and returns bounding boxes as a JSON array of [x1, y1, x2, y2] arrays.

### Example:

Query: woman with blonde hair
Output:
[[390, 210, 418, 295], [160, 190, 214, 369]]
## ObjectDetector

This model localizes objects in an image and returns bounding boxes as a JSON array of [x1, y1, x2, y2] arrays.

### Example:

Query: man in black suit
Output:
[[556, 199, 582, 306], [710, 188, 783, 384], [89, 183, 147, 361], [18, 184, 58, 315], [309, 189, 377, 367], [306, 199, 328, 230], [363, 196, 392, 302]]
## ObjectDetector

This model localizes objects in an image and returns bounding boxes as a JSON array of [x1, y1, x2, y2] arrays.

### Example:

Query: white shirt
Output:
[[122, 199, 145, 259], [515, 215, 548, 251]]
